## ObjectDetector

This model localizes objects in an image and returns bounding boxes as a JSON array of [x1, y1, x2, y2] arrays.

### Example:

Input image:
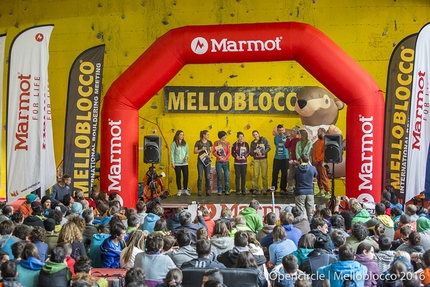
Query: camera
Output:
[[340, 196, 345, 200]]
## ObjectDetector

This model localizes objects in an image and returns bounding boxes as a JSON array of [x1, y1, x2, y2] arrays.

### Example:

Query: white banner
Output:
[[406, 23, 430, 202], [0, 35, 6, 189], [7, 25, 56, 202]]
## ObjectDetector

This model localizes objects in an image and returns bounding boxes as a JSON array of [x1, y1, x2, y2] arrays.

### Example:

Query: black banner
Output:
[[63, 45, 105, 196], [383, 34, 417, 200], [164, 86, 305, 114]]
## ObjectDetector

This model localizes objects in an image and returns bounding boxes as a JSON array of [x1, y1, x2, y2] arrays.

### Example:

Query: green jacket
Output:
[[170, 142, 189, 165], [240, 207, 263, 232], [351, 208, 371, 227]]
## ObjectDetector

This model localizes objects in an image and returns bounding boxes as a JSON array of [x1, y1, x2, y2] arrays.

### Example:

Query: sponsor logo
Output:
[[191, 36, 282, 55], [35, 33, 44, 42], [411, 70, 428, 150], [108, 119, 122, 191], [357, 193, 375, 204], [359, 115, 373, 190]]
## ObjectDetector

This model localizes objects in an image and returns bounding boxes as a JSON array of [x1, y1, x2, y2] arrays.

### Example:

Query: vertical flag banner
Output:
[[383, 34, 417, 201], [7, 25, 56, 202], [63, 45, 105, 196], [0, 34, 6, 188], [406, 23, 430, 201]]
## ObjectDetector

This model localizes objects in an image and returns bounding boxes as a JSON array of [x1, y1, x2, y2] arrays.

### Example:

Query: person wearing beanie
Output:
[[44, 218, 59, 254], [18, 193, 39, 218], [211, 131, 231, 196], [23, 201, 44, 228], [41, 196, 52, 217], [71, 202, 83, 215]]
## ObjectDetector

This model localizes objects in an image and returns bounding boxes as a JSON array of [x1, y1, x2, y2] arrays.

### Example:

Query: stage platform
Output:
[[161, 192, 330, 219]]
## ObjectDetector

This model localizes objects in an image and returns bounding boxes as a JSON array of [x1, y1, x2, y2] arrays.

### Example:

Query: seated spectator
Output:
[[166, 207, 183, 232], [201, 269, 224, 286], [167, 229, 197, 268], [37, 246, 72, 287], [292, 233, 316, 265], [417, 217, 430, 251], [355, 242, 380, 287], [406, 204, 419, 222], [350, 201, 371, 226], [120, 229, 145, 270], [96, 192, 109, 216], [19, 194, 38, 219], [0, 250, 9, 265], [330, 229, 346, 260], [318, 244, 368, 287], [330, 214, 348, 237], [13, 224, 30, 241], [47, 209, 64, 231], [10, 241, 26, 265], [155, 268, 183, 287], [11, 210, 24, 226], [73, 255, 108, 287], [174, 210, 207, 243], [379, 257, 412, 287], [89, 224, 110, 268], [135, 200, 148, 229], [57, 242, 76, 277], [218, 207, 234, 230], [396, 231, 425, 254], [22, 201, 44, 228], [240, 200, 263, 233], [235, 252, 268, 287], [163, 236, 176, 253], [0, 220, 20, 259], [58, 221, 86, 260], [41, 196, 52, 217], [30, 226, 48, 262], [271, 254, 306, 287], [374, 234, 396, 274], [16, 243, 45, 287], [269, 226, 297, 266], [200, 205, 215, 237], [154, 219, 171, 236], [257, 212, 277, 241], [261, 211, 302, 248], [245, 231, 267, 269], [394, 214, 416, 240], [44, 218, 59, 254], [181, 239, 226, 269], [211, 221, 234, 255], [125, 267, 146, 286], [135, 233, 176, 287], [143, 204, 164, 234], [391, 206, 402, 231], [100, 223, 126, 268], [1, 260, 20, 287], [232, 215, 252, 234], [369, 222, 386, 246], [196, 228, 218, 261], [0, 205, 14, 223], [345, 222, 379, 252], [291, 207, 311, 235], [374, 203, 395, 240], [420, 249, 430, 285], [81, 209, 97, 251]]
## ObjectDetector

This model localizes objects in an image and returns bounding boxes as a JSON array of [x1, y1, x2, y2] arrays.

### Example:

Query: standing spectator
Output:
[[355, 242, 380, 287], [312, 128, 331, 198], [272, 124, 289, 193], [174, 210, 207, 243], [30, 226, 48, 262], [258, 212, 277, 241], [318, 244, 368, 287], [240, 199, 263, 233], [37, 246, 72, 287], [100, 223, 126, 268], [284, 126, 300, 193], [50, 174, 72, 208], [295, 129, 312, 162], [171, 130, 190, 196], [269, 226, 297, 266], [249, 130, 271, 195], [294, 154, 318, 221], [16, 243, 45, 287], [120, 229, 145, 270], [19, 193, 39, 218], [231, 131, 249, 195], [194, 130, 213, 197], [212, 131, 231, 196]]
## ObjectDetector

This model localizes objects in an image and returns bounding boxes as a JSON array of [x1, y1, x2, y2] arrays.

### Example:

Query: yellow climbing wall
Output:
[[0, 0, 429, 198]]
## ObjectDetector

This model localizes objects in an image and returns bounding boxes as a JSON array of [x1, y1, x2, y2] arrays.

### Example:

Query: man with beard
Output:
[[312, 128, 330, 198], [50, 174, 72, 208]]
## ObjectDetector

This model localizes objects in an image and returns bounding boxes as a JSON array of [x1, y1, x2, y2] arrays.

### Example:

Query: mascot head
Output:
[[295, 86, 344, 126]]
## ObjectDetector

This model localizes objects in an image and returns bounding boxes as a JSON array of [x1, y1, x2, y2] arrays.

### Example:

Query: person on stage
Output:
[[313, 128, 331, 198], [194, 130, 213, 197], [212, 131, 231, 196], [142, 166, 169, 203], [170, 130, 190, 196], [232, 131, 249, 195], [285, 126, 300, 193], [249, 130, 271, 195], [272, 124, 289, 194]]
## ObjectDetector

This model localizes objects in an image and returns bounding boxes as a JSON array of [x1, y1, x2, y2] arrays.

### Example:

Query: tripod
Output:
[[328, 162, 336, 213]]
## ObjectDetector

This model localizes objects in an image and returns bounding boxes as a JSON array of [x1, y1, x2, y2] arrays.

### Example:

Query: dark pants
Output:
[[197, 161, 211, 192], [271, 158, 288, 191], [174, 165, 189, 190], [234, 164, 247, 193]]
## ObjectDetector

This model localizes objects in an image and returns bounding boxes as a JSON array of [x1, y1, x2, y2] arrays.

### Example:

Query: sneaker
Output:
[[218, 192, 222, 196], [177, 190, 182, 196], [206, 191, 212, 196], [225, 191, 230, 196], [242, 191, 246, 195], [236, 191, 240, 195], [198, 190, 203, 196], [184, 189, 191, 196]]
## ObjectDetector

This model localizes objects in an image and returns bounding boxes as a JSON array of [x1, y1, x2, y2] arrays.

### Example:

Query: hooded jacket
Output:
[[167, 245, 198, 268], [37, 261, 71, 287], [89, 233, 110, 268], [260, 224, 302, 247], [0, 234, 20, 259], [374, 250, 396, 274], [294, 163, 317, 196], [143, 213, 161, 233], [376, 215, 395, 240], [418, 217, 430, 250], [210, 235, 234, 254], [217, 246, 265, 268], [23, 215, 44, 228], [299, 249, 337, 287], [240, 207, 263, 232], [317, 260, 368, 287], [257, 224, 275, 241], [166, 213, 181, 232], [291, 248, 313, 266], [16, 257, 45, 287], [100, 237, 125, 268], [351, 209, 371, 226], [293, 216, 311, 235], [355, 254, 380, 287]]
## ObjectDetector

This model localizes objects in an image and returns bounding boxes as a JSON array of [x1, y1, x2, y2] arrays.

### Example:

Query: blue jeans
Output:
[[197, 160, 211, 191], [215, 161, 230, 192]]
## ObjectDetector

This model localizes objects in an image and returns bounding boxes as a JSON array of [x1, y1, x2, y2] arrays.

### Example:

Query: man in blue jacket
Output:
[[294, 153, 318, 221]]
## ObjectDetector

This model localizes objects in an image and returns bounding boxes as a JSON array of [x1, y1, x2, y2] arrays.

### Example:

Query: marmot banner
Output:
[[7, 25, 56, 202], [63, 45, 105, 196], [0, 34, 6, 189], [406, 23, 430, 202], [383, 34, 417, 201]]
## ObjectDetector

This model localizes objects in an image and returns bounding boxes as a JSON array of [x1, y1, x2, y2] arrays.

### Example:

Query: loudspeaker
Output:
[[324, 134, 343, 163], [144, 136, 162, 164]]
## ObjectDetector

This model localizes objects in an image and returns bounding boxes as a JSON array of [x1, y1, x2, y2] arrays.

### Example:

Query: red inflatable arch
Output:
[[101, 22, 384, 208]]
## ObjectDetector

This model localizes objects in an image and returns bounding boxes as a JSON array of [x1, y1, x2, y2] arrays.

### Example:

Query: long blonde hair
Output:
[[58, 221, 83, 244], [122, 230, 145, 264]]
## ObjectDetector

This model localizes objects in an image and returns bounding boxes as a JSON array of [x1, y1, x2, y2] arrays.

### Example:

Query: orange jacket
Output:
[[313, 138, 325, 163], [143, 174, 166, 202]]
